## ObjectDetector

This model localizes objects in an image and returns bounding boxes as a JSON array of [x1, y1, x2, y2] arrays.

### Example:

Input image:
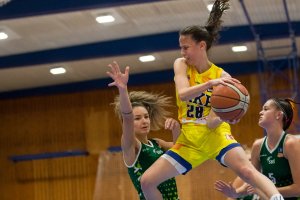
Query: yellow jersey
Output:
[[176, 63, 223, 125]]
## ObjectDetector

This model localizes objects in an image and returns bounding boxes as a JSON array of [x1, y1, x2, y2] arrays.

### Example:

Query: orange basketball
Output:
[[211, 83, 250, 121]]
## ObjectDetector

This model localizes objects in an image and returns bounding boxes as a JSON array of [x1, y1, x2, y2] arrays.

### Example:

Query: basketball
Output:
[[211, 82, 250, 121]]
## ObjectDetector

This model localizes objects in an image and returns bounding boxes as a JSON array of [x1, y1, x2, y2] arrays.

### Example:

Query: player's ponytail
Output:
[[205, 0, 230, 49], [179, 0, 230, 51], [272, 98, 300, 130]]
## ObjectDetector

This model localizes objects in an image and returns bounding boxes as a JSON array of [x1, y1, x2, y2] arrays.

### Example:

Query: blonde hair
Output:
[[113, 91, 172, 131]]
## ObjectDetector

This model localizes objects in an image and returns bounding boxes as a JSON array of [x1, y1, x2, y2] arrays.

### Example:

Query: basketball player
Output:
[[215, 98, 300, 200], [107, 61, 180, 199], [140, 0, 284, 199]]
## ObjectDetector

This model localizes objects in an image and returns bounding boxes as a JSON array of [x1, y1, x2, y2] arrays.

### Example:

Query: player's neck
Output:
[[266, 128, 284, 148], [195, 60, 211, 73]]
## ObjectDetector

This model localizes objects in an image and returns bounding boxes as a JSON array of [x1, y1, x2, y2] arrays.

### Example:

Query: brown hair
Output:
[[271, 98, 299, 130], [179, 0, 230, 50]]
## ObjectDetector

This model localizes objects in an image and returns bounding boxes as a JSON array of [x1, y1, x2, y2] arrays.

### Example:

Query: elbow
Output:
[[294, 185, 300, 196], [177, 91, 189, 101]]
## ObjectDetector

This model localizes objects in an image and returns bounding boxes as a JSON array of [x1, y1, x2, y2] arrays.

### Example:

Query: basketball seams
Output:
[[210, 82, 250, 121], [226, 83, 249, 104], [212, 101, 248, 112]]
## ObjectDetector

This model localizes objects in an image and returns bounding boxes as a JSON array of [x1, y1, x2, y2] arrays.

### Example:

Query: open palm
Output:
[[107, 61, 129, 89]]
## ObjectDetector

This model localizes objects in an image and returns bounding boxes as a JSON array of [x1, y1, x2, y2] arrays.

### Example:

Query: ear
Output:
[[275, 111, 283, 120], [199, 41, 207, 49]]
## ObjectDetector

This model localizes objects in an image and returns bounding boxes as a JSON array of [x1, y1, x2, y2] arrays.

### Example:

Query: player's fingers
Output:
[[106, 71, 114, 79], [231, 78, 241, 83], [108, 63, 118, 75], [113, 61, 122, 72], [108, 82, 116, 87], [124, 66, 130, 76], [164, 118, 170, 129]]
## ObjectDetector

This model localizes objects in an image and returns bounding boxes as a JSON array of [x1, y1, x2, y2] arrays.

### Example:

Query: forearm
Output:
[[118, 87, 132, 114], [177, 81, 212, 101], [278, 184, 300, 198]]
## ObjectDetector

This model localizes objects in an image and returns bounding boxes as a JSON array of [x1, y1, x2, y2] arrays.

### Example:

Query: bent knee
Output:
[[237, 166, 257, 182], [140, 172, 157, 191]]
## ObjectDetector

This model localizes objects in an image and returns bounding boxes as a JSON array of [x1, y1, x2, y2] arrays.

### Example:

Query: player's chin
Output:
[[184, 58, 193, 65], [258, 120, 264, 128], [141, 128, 150, 134]]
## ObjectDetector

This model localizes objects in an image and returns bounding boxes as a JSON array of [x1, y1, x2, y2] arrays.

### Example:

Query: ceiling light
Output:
[[232, 45, 248, 52], [50, 67, 66, 75], [207, 4, 213, 11], [0, 32, 8, 40], [0, 0, 11, 7], [139, 55, 156, 62], [96, 15, 115, 24]]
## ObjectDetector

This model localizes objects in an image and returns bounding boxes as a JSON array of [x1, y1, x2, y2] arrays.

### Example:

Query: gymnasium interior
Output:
[[0, 0, 299, 199]]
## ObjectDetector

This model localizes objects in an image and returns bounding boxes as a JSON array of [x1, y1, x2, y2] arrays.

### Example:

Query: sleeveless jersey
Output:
[[176, 63, 223, 124], [127, 139, 179, 200], [260, 132, 298, 200]]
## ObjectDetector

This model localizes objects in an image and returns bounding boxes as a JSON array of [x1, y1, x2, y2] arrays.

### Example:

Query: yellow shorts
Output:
[[165, 122, 240, 173]]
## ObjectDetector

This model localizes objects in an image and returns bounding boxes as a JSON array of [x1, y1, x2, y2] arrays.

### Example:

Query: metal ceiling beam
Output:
[[239, 0, 300, 133]]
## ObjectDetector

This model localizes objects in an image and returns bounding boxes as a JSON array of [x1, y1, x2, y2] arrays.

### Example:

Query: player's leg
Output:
[[223, 146, 284, 200], [140, 156, 181, 200]]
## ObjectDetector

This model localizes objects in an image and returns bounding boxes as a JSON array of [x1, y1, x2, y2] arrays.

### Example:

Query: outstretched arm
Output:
[[215, 177, 254, 199], [215, 179, 251, 199], [107, 61, 137, 159]]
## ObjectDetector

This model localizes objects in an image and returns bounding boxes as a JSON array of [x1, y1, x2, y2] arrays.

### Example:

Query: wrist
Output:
[[206, 80, 213, 89], [118, 86, 128, 93]]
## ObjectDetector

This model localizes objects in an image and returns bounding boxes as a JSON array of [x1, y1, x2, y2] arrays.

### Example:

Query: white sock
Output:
[[270, 194, 284, 200]]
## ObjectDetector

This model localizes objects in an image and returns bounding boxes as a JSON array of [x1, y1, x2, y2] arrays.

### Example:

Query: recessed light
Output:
[[0, 32, 8, 40], [0, 0, 11, 7], [50, 67, 66, 75], [232, 45, 248, 52], [96, 15, 115, 24], [207, 4, 213, 11], [139, 55, 156, 62]]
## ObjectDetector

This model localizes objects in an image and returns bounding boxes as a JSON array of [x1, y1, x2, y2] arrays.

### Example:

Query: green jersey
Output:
[[260, 132, 298, 200], [127, 139, 179, 200], [237, 194, 260, 200]]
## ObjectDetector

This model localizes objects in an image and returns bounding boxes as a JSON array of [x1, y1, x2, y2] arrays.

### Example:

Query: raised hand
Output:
[[106, 61, 130, 89]]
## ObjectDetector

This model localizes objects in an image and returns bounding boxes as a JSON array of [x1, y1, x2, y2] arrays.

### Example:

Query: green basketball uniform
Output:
[[260, 132, 298, 200], [127, 139, 179, 200]]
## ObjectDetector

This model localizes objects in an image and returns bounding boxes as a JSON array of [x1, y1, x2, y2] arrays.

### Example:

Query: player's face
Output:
[[179, 35, 202, 65], [133, 106, 150, 136], [258, 100, 280, 128]]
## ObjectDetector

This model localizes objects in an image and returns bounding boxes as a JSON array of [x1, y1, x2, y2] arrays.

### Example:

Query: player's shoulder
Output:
[[174, 58, 188, 72], [174, 57, 185, 64], [285, 134, 300, 148], [252, 138, 264, 148]]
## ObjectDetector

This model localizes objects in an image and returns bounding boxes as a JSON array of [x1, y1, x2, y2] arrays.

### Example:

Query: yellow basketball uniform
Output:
[[165, 63, 240, 173]]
